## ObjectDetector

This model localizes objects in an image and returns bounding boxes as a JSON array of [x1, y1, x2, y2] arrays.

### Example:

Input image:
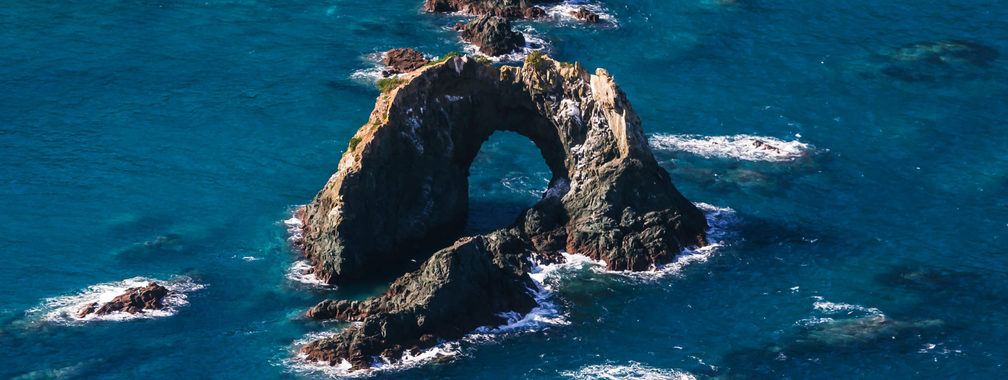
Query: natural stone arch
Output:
[[296, 54, 709, 285]]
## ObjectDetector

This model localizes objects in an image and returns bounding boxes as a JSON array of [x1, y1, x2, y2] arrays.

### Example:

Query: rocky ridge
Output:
[[296, 53, 710, 369]]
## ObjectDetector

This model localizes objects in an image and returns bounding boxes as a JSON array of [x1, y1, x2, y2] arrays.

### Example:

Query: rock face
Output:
[[382, 48, 429, 77], [302, 229, 538, 369], [424, 0, 550, 19], [570, 7, 600, 23], [459, 15, 526, 57], [298, 53, 708, 284], [77, 282, 169, 318], [296, 54, 709, 368]]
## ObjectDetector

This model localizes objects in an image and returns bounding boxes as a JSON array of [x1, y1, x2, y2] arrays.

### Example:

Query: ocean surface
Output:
[[2, 0, 1006, 378]]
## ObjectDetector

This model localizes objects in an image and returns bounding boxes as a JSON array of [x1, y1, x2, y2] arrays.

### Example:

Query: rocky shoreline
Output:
[[295, 52, 709, 369]]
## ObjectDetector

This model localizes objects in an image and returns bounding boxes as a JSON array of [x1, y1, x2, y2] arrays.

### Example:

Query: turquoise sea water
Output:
[[2, 0, 1007, 378]]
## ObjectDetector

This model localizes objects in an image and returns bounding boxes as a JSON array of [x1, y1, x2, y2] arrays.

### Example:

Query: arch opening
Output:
[[465, 130, 552, 235]]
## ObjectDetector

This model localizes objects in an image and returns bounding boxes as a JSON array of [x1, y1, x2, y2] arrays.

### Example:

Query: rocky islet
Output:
[[295, 53, 710, 368]]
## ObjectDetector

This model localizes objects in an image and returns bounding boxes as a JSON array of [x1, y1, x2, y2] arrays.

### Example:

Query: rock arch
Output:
[[296, 54, 711, 369], [297, 54, 709, 285]]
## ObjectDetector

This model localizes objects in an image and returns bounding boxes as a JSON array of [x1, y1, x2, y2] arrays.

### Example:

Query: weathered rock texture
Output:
[[570, 7, 600, 23], [302, 229, 538, 369], [77, 282, 169, 318], [424, 0, 551, 19], [382, 48, 429, 77], [298, 53, 708, 283], [459, 15, 526, 57], [296, 54, 709, 368]]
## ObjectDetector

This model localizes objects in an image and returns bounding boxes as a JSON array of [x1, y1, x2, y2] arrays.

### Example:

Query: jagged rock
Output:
[[297, 54, 708, 285], [302, 229, 538, 370], [382, 48, 429, 77], [570, 7, 600, 23], [460, 15, 526, 57], [297, 53, 709, 368], [76, 282, 169, 318], [424, 0, 552, 19]]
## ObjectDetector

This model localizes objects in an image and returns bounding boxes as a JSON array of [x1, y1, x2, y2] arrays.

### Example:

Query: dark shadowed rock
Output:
[[77, 282, 169, 318], [570, 7, 600, 23], [460, 15, 526, 57], [296, 54, 709, 368], [301, 229, 538, 370], [382, 48, 429, 77], [297, 54, 708, 284]]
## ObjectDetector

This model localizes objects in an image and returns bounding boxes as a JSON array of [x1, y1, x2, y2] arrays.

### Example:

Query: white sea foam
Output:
[[649, 134, 813, 162], [543, 0, 619, 27], [500, 171, 551, 198], [283, 209, 333, 288], [795, 296, 885, 326], [349, 51, 390, 85], [567, 202, 738, 280], [561, 361, 696, 380], [27, 276, 204, 324], [286, 259, 333, 288]]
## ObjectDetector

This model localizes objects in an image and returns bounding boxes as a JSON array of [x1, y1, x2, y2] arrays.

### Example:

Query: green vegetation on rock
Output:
[[377, 77, 408, 93]]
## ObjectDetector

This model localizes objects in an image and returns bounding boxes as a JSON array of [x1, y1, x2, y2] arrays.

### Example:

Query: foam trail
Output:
[[649, 134, 812, 162], [561, 361, 696, 380], [27, 276, 205, 324], [795, 296, 885, 327], [283, 209, 334, 288]]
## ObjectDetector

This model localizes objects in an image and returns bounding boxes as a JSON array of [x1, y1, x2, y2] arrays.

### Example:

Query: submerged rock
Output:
[[876, 39, 999, 81], [570, 7, 600, 23], [459, 15, 526, 57], [424, 0, 551, 19], [296, 54, 709, 368], [382, 48, 429, 77], [76, 282, 169, 318]]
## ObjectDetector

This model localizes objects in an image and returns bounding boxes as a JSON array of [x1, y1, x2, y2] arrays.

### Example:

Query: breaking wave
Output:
[[27, 276, 204, 324], [795, 296, 884, 327], [543, 0, 619, 27], [561, 361, 696, 380], [649, 134, 813, 162], [283, 210, 333, 289]]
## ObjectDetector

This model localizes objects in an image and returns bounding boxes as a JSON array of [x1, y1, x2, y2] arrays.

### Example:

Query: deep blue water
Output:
[[2, 0, 1007, 378]]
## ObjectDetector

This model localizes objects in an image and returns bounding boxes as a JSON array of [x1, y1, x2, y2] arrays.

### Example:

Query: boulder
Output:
[[460, 15, 526, 57], [570, 7, 600, 23], [382, 48, 429, 77], [77, 282, 169, 318]]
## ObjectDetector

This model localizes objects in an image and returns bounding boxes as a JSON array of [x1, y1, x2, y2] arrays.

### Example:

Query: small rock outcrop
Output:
[[295, 54, 710, 368], [302, 229, 538, 370], [76, 282, 169, 318], [424, 0, 550, 19], [570, 7, 600, 23], [460, 15, 526, 57], [382, 48, 429, 77]]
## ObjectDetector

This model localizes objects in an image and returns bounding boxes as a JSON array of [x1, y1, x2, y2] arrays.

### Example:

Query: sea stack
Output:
[[295, 53, 710, 369]]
